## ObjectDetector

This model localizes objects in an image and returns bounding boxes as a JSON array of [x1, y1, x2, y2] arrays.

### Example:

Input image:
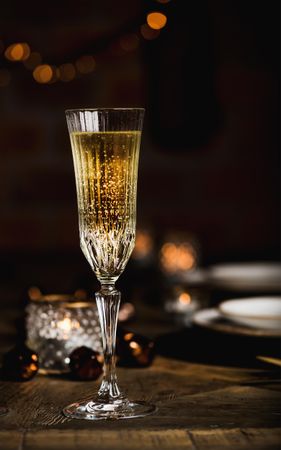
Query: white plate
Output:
[[207, 262, 281, 292], [218, 296, 281, 330], [193, 308, 281, 337]]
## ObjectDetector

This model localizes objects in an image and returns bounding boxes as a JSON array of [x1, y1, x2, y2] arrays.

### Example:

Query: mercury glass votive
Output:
[[25, 294, 102, 374]]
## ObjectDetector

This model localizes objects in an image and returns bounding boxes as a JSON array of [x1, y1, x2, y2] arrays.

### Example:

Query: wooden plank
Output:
[[241, 428, 281, 450], [0, 431, 24, 450], [23, 429, 194, 450], [189, 428, 281, 450], [0, 357, 279, 431]]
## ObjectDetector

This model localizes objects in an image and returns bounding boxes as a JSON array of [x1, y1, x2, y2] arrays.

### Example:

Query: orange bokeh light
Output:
[[5, 43, 30, 61], [132, 229, 153, 259], [160, 242, 196, 274], [147, 12, 167, 30], [179, 292, 191, 304], [33, 65, 53, 83]]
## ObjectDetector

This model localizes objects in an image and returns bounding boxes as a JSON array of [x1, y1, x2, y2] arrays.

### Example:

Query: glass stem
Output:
[[95, 283, 122, 402]]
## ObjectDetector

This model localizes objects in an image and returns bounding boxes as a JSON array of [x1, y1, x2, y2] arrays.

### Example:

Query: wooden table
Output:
[[0, 354, 280, 450], [0, 286, 280, 450]]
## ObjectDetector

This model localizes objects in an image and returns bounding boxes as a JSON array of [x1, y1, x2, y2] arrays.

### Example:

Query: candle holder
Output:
[[25, 293, 102, 374], [163, 263, 210, 326]]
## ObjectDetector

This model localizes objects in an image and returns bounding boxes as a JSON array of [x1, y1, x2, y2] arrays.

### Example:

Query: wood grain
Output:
[[0, 356, 280, 449]]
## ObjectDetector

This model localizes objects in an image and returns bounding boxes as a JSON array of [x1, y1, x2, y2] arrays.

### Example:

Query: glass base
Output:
[[63, 398, 157, 421]]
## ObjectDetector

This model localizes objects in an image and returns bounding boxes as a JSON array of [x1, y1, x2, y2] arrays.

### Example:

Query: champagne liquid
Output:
[[71, 131, 141, 282]]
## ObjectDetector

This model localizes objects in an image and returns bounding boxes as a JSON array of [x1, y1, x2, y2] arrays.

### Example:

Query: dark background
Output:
[[0, 0, 279, 305]]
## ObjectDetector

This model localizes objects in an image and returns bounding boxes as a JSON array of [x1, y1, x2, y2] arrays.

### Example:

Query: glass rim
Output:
[[65, 107, 145, 114]]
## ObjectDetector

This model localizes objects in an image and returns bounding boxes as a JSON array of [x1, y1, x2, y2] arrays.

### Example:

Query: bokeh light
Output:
[[178, 292, 191, 305], [160, 242, 196, 274], [33, 65, 53, 84], [5, 43, 30, 61], [132, 229, 154, 260], [146, 12, 167, 30]]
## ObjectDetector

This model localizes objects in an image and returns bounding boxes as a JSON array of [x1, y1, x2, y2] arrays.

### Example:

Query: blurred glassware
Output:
[[164, 283, 209, 327], [25, 289, 102, 374]]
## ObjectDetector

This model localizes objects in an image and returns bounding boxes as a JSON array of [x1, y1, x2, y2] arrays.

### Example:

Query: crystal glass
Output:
[[63, 108, 156, 420], [26, 295, 102, 374]]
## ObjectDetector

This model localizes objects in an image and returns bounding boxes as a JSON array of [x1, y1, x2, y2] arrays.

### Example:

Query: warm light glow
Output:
[[124, 332, 134, 341], [74, 288, 87, 299], [59, 63, 76, 82], [160, 241, 196, 274], [129, 341, 142, 356], [0, 69, 11, 87], [118, 303, 135, 322], [24, 52, 42, 70], [129, 341, 139, 349], [5, 43, 30, 61], [28, 286, 42, 300], [140, 24, 160, 40], [132, 229, 154, 260], [33, 64, 53, 83], [57, 317, 73, 332], [179, 292, 191, 304], [147, 12, 167, 30], [31, 354, 38, 361], [30, 363, 38, 372], [119, 33, 140, 52], [75, 55, 96, 74]]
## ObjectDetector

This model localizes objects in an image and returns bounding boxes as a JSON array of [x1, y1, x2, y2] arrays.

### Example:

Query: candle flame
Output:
[[57, 318, 72, 332], [179, 292, 191, 304]]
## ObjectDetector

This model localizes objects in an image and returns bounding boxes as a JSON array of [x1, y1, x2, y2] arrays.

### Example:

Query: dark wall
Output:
[[0, 0, 279, 297]]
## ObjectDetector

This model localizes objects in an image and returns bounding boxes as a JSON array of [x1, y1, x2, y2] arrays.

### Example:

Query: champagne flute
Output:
[[63, 108, 156, 420]]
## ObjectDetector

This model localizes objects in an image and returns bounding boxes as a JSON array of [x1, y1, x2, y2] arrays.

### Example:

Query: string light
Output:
[[146, 12, 167, 30], [33, 64, 53, 83], [5, 43, 30, 61], [1, 2, 171, 86]]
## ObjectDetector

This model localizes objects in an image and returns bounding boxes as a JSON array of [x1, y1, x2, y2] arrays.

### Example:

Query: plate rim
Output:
[[218, 296, 281, 321], [192, 307, 281, 337]]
